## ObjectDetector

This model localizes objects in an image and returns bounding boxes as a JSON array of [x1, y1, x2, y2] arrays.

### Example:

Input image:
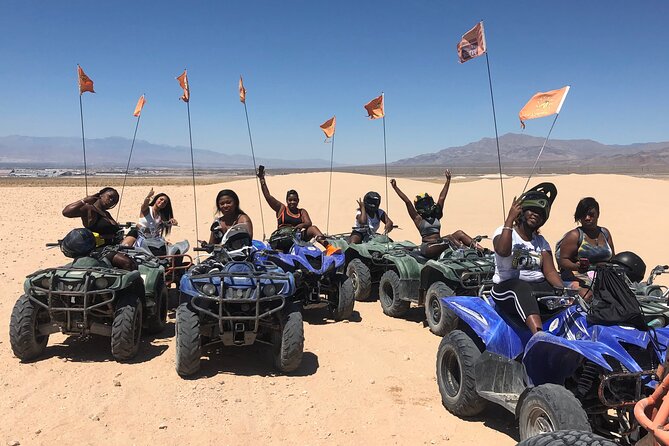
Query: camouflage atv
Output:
[[327, 227, 418, 301], [378, 237, 494, 336], [9, 229, 167, 363]]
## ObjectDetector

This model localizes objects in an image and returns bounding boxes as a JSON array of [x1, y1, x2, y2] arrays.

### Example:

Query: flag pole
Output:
[[242, 100, 267, 241], [484, 51, 506, 220], [186, 100, 200, 247], [116, 111, 142, 220], [381, 93, 389, 221], [78, 93, 89, 196], [522, 113, 560, 193], [326, 133, 335, 234]]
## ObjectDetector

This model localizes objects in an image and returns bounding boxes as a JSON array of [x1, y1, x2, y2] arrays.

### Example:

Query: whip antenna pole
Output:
[[116, 111, 142, 220], [522, 113, 559, 193], [78, 94, 89, 196], [243, 100, 266, 240], [382, 93, 389, 221], [484, 51, 506, 220], [326, 134, 335, 234], [186, 101, 200, 248]]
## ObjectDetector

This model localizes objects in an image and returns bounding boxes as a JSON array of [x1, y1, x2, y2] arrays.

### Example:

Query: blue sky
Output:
[[1, 1, 668, 163]]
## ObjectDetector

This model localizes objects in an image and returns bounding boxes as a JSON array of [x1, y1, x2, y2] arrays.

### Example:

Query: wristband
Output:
[[502, 226, 513, 231]]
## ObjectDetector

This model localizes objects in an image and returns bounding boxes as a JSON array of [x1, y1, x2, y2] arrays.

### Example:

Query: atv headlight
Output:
[[94, 277, 109, 289], [40, 277, 51, 289], [262, 284, 277, 297], [202, 283, 217, 296]]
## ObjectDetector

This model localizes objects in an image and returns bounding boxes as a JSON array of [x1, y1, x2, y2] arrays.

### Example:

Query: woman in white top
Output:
[[491, 183, 563, 334], [123, 188, 178, 255]]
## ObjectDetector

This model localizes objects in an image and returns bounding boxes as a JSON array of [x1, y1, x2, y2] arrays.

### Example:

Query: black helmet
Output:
[[269, 226, 297, 253], [363, 191, 381, 214], [520, 182, 558, 221], [222, 224, 252, 251], [611, 251, 646, 283], [60, 228, 96, 258]]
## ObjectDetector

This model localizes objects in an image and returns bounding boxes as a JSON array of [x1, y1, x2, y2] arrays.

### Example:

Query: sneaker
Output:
[[325, 245, 341, 256]]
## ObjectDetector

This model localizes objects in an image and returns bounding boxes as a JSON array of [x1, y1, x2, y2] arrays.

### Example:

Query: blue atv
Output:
[[257, 227, 355, 321], [175, 226, 303, 377], [436, 276, 668, 443]]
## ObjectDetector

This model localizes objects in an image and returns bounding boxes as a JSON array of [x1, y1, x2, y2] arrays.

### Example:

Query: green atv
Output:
[[9, 230, 168, 362], [327, 227, 418, 301], [377, 237, 495, 336]]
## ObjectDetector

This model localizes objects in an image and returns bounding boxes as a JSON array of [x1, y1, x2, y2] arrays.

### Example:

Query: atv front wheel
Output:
[[347, 259, 372, 301], [518, 384, 591, 441], [379, 270, 410, 317], [144, 278, 169, 334], [330, 278, 355, 321], [111, 295, 143, 361], [9, 294, 49, 362], [437, 329, 486, 416], [425, 281, 457, 336], [516, 430, 615, 445], [273, 304, 304, 373], [175, 303, 201, 377]]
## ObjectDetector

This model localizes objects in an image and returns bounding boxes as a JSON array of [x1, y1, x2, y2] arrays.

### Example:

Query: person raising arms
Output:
[[122, 188, 178, 255], [209, 189, 253, 244], [256, 165, 337, 254], [390, 169, 481, 259]]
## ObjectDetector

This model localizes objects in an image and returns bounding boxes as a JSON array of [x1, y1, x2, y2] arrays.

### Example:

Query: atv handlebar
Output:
[[45, 242, 60, 247]]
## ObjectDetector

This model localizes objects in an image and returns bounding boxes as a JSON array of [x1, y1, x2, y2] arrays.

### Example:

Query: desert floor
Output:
[[0, 172, 665, 445]]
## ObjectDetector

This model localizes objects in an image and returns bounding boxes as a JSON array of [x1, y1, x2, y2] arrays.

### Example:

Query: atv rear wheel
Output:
[[347, 259, 372, 301], [437, 329, 486, 416], [516, 430, 615, 445], [379, 270, 410, 317], [273, 304, 304, 373], [144, 278, 169, 334], [425, 281, 457, 336], [111, 295, 143, 362], [175, 303, 201, 377], [330, 278, 355, 321], [518, 384, 591, 441], [9, 294, 49, 362]]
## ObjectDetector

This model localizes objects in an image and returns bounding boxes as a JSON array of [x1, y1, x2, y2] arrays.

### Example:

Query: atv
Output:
[[175, 225, 303, 377], [259, 227, 355, 321], [327, 226, 418, 302], [9, 229, 167, 362], [436, 270, 668, 443]]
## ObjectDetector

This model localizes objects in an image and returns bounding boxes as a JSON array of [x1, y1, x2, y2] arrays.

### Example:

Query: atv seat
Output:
[[407, 251, 431, 264]]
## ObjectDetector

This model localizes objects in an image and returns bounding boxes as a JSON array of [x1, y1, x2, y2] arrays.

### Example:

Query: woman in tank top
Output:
[[390, 170, 481, 259], [209, 189, 253, 244], [122, 188, 178, 255], [62, 187, 136, 270], [257, 166, 338, 254], [557, 197, 615, 294]]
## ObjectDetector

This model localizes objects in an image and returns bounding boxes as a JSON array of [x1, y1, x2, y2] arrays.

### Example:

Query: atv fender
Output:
[[443, 296, 525, 359], [138, 264, 164, 297], [383, 254, 422, 301]]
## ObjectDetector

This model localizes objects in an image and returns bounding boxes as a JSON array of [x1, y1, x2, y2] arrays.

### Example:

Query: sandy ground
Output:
[[1, 172, 666, 446]]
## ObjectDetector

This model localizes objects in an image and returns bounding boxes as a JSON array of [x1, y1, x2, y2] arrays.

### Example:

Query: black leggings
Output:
[[491, 279, 553, 321]]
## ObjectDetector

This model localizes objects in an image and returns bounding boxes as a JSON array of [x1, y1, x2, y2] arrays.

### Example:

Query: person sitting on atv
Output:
[[349, 191, 394, 244], [122, 188, 179, 256], [62, 187, 136, 270], [390, 169, 482, 259], [257, 165, 339, 255], [556, 197, 615, 296], [491, 183, 564, 334], [209, 189, 254, 244]]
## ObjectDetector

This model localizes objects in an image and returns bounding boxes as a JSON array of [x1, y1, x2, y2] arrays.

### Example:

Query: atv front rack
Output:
[[598, 368, 658, 408]]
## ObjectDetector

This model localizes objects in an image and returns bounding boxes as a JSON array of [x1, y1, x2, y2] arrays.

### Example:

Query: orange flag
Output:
[[133, 95, 146, 117], [320, 116, 336, 139], [176, 70, 189, 102], [239, 75, 247, 103], [77, 65, 95, 94], [519, 86, 570, 129], [457, 22, 486, 63], [364, 94, 384, 119]]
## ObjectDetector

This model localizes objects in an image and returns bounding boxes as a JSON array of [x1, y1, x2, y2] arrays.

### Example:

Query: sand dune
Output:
[[0, 172, 665, 445]]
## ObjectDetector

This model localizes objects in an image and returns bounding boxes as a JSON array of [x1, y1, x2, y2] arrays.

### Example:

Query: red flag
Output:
[[519, 86, 570, 129], [77, 65, 95, 94], [364, 94, 384, 119], [320, 116, 336, 139], [176, 70, 189, 102], [133, 95, 146, 117], [239, 75, 247, 103], [457, 22, 487, 63]]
